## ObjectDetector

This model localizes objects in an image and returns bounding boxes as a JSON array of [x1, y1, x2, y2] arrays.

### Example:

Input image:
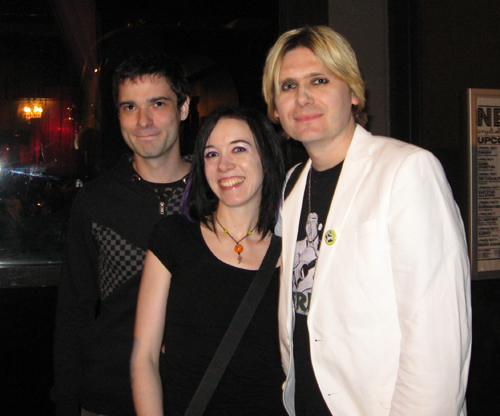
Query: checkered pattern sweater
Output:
[[53, 155, 187, 416]]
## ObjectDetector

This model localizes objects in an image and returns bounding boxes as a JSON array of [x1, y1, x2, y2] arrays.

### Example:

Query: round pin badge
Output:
[[324, 230, 336, 245]]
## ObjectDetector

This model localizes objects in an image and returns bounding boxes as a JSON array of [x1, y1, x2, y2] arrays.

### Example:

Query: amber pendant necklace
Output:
[[216, 218, 256, 264]]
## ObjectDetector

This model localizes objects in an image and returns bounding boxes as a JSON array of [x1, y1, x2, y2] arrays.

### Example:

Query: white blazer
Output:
[[279, 125, 472, 416]]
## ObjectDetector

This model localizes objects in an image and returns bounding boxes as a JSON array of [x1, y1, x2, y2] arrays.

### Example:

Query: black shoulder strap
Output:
[[284, 162, 307, 200], [184, 235, 282, 416]]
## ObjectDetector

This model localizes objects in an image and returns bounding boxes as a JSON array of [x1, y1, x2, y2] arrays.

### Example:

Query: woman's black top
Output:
[[149, 214, 286, 416]]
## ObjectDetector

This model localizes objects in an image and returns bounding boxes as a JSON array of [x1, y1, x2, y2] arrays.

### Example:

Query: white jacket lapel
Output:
[[312, 126, 373, 298]]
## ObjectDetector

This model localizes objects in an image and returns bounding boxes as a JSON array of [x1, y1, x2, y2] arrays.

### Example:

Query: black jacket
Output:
[[53, 156, 187, 415]]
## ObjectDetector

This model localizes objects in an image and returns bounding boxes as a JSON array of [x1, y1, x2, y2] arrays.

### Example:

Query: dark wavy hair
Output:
[[112, 51, 189, 110], [182, 106, 285, 236]]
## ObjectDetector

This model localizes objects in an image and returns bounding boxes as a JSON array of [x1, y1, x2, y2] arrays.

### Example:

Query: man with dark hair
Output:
[[53, 52, 191, 416], [263, 26, 471, 416]]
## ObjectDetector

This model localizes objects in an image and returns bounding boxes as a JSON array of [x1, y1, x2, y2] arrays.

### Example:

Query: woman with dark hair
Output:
[[131, 107, 287, 415]]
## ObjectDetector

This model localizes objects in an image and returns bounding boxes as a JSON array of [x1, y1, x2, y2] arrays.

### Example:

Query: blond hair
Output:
[[262, 26, 366, 125]]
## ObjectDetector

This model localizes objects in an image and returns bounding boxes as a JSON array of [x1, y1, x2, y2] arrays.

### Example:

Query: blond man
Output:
[[264, 26, 471, 416]]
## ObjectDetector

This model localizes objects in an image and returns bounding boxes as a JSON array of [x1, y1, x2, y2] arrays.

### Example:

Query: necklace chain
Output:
[[308, 167, 312, 215], [132, 173, 180, 215], [216, 218, 256, 264]]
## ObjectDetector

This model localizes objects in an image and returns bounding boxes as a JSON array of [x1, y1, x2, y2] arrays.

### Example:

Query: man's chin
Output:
[[288, 129, 325, 143]]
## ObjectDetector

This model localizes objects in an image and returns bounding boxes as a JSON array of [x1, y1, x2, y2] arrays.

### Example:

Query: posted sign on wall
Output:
[[468, 88, 500, 279]]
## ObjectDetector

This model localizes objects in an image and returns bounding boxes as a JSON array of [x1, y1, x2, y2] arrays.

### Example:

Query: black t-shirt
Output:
[[149, 215, 287, 416], [292, 162, 343, 416]]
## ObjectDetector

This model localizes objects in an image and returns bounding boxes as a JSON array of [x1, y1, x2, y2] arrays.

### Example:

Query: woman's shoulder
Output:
[[149, 214, 200, 257], [152, 213, 197, 237]]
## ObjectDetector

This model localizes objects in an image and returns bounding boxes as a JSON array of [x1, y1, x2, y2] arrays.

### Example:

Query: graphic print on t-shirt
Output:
[[293, 212, 323, 315]]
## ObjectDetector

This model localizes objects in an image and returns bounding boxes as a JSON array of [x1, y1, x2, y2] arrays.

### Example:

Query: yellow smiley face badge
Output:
[[324, 230, 337, 246]]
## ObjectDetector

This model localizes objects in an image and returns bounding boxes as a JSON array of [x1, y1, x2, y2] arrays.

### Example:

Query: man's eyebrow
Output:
[[279, 71, 329, 83], [148, 96, 172, 103], [278, 77, 295, 84], [307, 71, 328, 78], [117, 96, 173, 106], [117, 99, 134, 107]]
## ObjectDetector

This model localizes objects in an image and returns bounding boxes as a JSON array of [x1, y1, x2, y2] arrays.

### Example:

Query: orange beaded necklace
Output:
[[216, 218, 256, 264]]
